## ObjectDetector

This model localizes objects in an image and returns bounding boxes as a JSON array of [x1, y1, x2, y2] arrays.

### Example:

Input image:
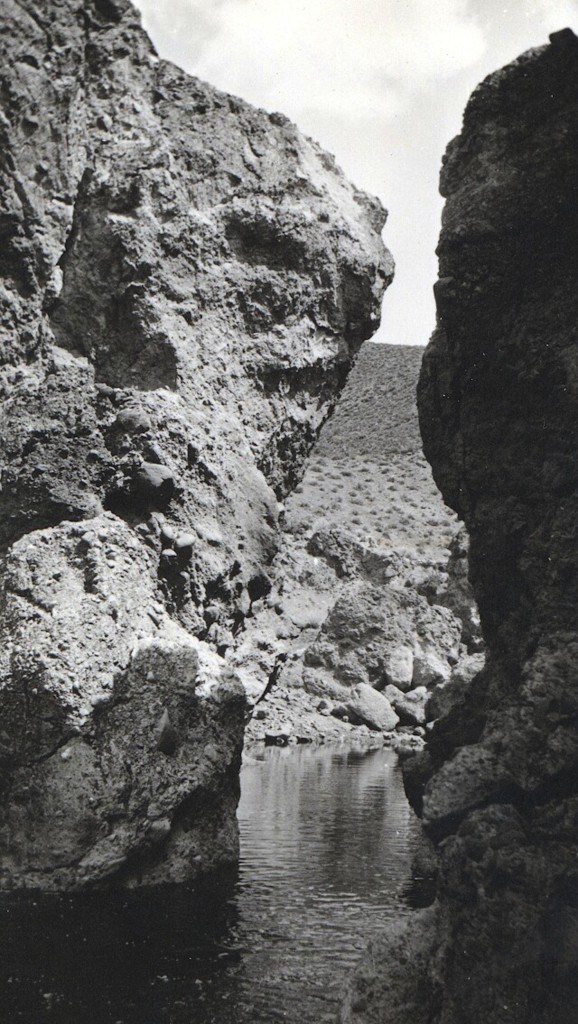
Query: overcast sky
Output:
[[133, 0, 578, 346]]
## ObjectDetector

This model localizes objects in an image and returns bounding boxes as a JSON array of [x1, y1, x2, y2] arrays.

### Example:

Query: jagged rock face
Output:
[[0, 0, 390, 889], [0, 513, 246, 889], [353, 30, 578, 1024]]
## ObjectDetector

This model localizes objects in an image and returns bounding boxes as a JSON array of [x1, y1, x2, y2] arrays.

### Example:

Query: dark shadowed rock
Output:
[[345, 28, 578, 1024], [339, 907, 441, 1024], [427, 652, 484, 721]]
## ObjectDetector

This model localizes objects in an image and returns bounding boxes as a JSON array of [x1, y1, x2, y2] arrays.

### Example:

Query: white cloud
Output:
[[133, 0, 578, 348], [531, 0, 578, 29], [135, 0, 228, 64], [136, 0, 487, 124]]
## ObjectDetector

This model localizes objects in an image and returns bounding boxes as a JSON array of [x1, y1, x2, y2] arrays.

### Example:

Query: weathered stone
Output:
[[346, 684, 399, 732], [339, 907, 440, 1024], [0, 0, 389, 889], [115, 408, 152, 433], [384, 684, 429, 726], [154, 708, 179, 756], [412, 648, 451, 688], [174, 533, 196, 552], [437, 527, 483, 652], [399, 749, 434, 815], [134, 463, 176, 506], [389, 28, 578, 1024], [0, 514, 247, 889], [427, 652, 484, 721], [345, 30, 578, 1024]]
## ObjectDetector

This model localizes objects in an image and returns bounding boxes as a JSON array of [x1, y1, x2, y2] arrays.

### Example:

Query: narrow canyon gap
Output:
[[4, 4, 578, 1024]]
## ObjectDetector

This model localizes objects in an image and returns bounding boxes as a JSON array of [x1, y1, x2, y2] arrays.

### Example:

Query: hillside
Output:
[[285, 344, 455, 557], [240, 342, 481, 746]]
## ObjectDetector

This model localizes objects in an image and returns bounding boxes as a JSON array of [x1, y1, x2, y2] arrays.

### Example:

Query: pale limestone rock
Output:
[[346, 684, 399, 733], [384, 645, 414, 691], [0, 0, 389, 889]]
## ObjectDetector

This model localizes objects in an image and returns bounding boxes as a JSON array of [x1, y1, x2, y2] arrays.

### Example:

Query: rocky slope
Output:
[[239, 343, 481, 747], [342, 29, 578, 1024], [0, 0, 390, 889]]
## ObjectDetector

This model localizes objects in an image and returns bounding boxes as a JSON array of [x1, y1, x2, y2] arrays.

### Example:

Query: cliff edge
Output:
[[0, 0, 391, 889]]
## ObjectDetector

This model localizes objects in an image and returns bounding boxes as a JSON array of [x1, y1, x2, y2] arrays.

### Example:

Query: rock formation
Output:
[[0, 0, 390, 889], [342, 29, 578, 1024], [240, 343, 481, 747]]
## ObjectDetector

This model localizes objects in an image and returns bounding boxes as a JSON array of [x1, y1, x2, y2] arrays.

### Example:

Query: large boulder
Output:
[[346, 684, 399, 733], [0, 0, 390, 888], [384, 685, 429, 727], [0, 513, 246, 889]]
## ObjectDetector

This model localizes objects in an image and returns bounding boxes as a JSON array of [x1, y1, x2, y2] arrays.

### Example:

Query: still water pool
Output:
[[0, 745, 420, 1023]]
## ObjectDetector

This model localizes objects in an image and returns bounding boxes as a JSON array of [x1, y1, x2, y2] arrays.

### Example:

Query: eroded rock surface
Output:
[[343, 29, 578, 1024], [0, 0, 390, 889]]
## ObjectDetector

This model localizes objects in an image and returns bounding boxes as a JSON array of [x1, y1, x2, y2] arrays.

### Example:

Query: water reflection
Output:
[[0, 746, 419, 1023], [234, 745, 419, 1022]]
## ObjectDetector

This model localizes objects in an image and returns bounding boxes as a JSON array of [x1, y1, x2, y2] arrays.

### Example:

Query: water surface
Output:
[[0, 745, 419, 1023]]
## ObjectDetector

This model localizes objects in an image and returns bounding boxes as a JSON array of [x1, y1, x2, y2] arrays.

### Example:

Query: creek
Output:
[[0, 745, 420, 1023]]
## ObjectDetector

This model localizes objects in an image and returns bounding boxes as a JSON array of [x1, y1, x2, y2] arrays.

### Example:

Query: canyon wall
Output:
[[0, 0, 390, 889], [342, 29, 578, 1024]]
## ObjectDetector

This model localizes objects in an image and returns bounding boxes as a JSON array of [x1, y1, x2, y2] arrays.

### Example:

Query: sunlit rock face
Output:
[[342, 29, 578, 1024], [0, 0, 391, 890]]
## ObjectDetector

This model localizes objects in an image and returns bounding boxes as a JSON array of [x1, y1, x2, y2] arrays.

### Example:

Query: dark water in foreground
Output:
[[0, 745, 420, 1023]]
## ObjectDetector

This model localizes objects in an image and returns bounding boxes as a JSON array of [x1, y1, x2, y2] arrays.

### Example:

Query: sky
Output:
[[133, 0, 578, 346]]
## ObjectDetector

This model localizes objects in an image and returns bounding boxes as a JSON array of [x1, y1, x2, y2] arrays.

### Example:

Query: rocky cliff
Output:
[[342, 28, 578, 1024], [0, 0, 390, 889]]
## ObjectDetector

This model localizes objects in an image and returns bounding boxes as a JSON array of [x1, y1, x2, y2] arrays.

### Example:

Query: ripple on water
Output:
[[231, 745, 420, 1022], [0, 745, 420, 1024]]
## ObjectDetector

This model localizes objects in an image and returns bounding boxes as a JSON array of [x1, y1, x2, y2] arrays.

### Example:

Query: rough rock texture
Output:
[[0, 0, 390, 889], [241, 344, 481, 746], [343, 29, 578, 1024], [346, 684, 399, 732]]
